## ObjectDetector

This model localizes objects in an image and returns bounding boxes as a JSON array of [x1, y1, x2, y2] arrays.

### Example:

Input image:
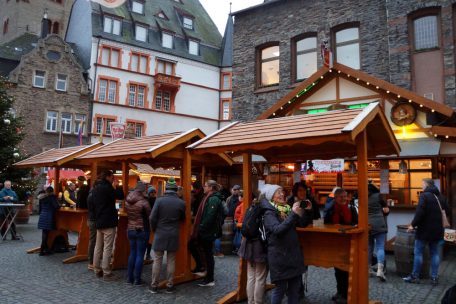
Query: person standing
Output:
[[368, 182, 389, 282], [226, 185, 241, 218], [63, 183, 77, 207], [0, 180, 20, 240], [188, 180, 224, 287], [403, 178, 450, 285], [37, 187, 60, 255], [76, 176, 90, 209], [324, 188, 358, 304], [149, 177, 185, 294], [92, 171, 118, 281], [145, 186, 157, 261], [125, 181, 151, 285], [86, 185, 96, 270], [287, 181, 321, 220]]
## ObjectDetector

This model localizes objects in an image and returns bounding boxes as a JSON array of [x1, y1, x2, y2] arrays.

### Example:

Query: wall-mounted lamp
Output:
[[349, 161, 357, 174]]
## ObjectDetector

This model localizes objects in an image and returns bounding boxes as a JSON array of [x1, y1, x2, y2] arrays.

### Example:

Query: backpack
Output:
[[241, 204, 265, 240]]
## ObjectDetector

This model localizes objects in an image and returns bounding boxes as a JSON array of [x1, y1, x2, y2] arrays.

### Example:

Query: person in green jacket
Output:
[[188, 180, 224, 287]]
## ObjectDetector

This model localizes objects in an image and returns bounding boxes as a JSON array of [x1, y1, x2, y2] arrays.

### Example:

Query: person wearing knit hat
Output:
[[259, 184, 312, 304], [166, 177, 178, 191], [145, 185, 157, 261]]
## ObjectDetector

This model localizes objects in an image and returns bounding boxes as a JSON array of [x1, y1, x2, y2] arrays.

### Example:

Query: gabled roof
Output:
[[257, 63, 454, 120], [13, 143, 103, 168], [189, 103, 400, 160]]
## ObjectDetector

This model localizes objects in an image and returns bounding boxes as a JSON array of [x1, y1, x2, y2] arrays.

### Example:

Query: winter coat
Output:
[[323, 198, 358, 225], [261, 199, 311, 283], [76, 185, 90, 209], [0, 187, 18, 216], [86, 188, 96, 221], [150, 191, 185, 251], [125, 190, 151, 231], [368, 192, 388, 235], [37, 193, 60, 230], [198, 191, 224, 242], [411, 186, 450, 242], [238, 237, 267, 264], [92, 179, 118, 229], [226, 194, 240, 217]]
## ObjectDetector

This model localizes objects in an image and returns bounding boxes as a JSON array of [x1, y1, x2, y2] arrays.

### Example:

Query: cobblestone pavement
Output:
[[1, 216, 455, 304]]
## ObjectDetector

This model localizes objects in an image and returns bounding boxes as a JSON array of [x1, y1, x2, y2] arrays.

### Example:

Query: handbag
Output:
[[434, 194, 450, 228]]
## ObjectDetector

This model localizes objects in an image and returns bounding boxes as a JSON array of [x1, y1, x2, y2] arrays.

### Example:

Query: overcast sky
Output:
[[199, 0, 264, 34]]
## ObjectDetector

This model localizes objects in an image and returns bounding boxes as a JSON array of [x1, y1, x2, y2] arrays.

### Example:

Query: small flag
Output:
[[58, 127, 64, 148], [99, 119, 104, 144], [77, 121, 83, 146]]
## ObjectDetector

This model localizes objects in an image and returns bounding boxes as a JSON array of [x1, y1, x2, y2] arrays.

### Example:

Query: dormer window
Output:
[[132, 1, 144, 14], [162, 32, 173, 48], [183, 17, 193, 30], [189, 40, 199, 55], [104, 16, 121, 35], [135, 25, 147, 42], [158, 12, 166, 19]]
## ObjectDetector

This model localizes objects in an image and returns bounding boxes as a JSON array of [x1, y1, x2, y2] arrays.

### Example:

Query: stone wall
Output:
[[7, 35, 89, 156]]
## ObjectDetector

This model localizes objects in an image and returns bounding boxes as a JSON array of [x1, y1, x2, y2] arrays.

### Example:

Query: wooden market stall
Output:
[[188, 103, 400, 304], [74, 128, 232, 285], [14, 143, 102, 263]]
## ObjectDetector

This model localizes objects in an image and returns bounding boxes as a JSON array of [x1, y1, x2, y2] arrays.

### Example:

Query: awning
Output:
[[47, 169, 85, 181]]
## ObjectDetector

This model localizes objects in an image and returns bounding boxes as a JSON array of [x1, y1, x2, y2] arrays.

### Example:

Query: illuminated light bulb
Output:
[[312, 82, 315, 85], [446, 135, 449, 139], [397, 95, 401, 98], [320, 76, 324, 79], [347, 74, 350, 77], [420, 104, 423, 108], [329, 69, 332, 72], [296, 95, 299, 98], [376, 86, 379, 89], [434, 134, 438, 137], [273, 113, 276, 116], [288, 101, 291, 104], [356, 78, 360, 81], [338, 70, 341, 73], [408, 100, 412, 103], [280, 107, 283, 110], [432, 109, 435, 112], [366, 82, 370, 85], [386, 90, 390, 94], [304, 89, 307, 92]]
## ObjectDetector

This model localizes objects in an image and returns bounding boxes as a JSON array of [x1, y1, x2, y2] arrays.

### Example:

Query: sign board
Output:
[[312, 159, 344, 173], [91, 0, 127, 8], [110, 123, 126, 141]]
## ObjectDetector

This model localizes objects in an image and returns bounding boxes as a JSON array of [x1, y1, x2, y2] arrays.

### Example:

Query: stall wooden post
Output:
[[122, 161, 128, 201], [201, 165, 206, 184], [353, 130, 369, 304], [90, 162, 97, 187], [54, 166, 60, 195]]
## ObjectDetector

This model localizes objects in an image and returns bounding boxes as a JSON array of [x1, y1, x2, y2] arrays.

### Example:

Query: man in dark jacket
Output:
[[37, 187, 60, 255], [149, 177, 185, 294], [86, 187, 96, 270], [145, 186, 157, 260], [76, 176, 90, 209], [188, 180, 224, 287], [92, 170, 118, 281], [324, 188, 358, 304], [225, 185, 241, 218], [403, 178, 450, 285]]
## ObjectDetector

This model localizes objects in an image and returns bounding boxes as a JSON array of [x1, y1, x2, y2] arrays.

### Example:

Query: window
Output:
[[3, 18, 8, 35], [105, 119, 115, 135], [135, 25, 147, 42], [52, 22, 59, 34], [162, 32, 173, 48], [189, 40, 199, 55], [334, 26, 360, 69], [183, 17, 193, 29], [46, 111, 58, 132], [103, 16, 121, 35], [128, 84, 146, 107], [98, 78, 118, 103], [221, 99, 231, 120], [132, 1, 144, 14], [294, 36, 318, 81], [130, 53, 148, 73], [221, 73, 231, 90], [413, 15, 439, 50], [74, 114, 86, 134], [55, 74, 67, 91], [157, 11, 166, 19], [259, 45, 280, 87], [156, 60, 174, 75], [135, 124, 143, 137], [61, 113, 72, 134], [96, 117, 103, 134], [100, 46, 120, 67], [33, 70, 46, 88], [155, 90, 172, 111]]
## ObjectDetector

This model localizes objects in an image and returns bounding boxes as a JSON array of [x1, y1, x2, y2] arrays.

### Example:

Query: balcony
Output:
[[154, 73, 181, 90]]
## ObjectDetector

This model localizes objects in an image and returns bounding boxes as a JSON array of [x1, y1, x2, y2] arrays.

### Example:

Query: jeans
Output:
[[214, 238, 221, 254], [87, 220, 97, 264], [271, 275, 301, 304], [368, 232, 386, 265], [127, 229, 147, 283], [93, 227, 116, 276], [151, 251, 176, 288], [334, 268, 349, 299], [247, 262, 267, 304], [188, 238, 215, 281], [412, 239, 442, 279]]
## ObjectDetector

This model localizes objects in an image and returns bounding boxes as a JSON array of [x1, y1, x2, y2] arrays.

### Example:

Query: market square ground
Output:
[[1, 216, 455, 304]]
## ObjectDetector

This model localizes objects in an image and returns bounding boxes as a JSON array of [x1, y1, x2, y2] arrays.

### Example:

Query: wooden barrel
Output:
[[15, 206, 31, 224], [220, 217, 234, 255], [394, 225, 430, 279]]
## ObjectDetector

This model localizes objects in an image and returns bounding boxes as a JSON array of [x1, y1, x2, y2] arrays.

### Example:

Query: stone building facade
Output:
[[1, 0, 75, 44], [232, 0, 456, 121], [6, 34, 89, 156]]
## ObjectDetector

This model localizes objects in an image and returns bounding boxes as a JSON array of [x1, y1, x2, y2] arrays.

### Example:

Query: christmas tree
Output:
[[0, 75, 37, 200]]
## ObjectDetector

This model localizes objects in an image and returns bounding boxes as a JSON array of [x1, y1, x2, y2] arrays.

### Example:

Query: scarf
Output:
[[191, 191, 214, 239], [270, 200, 291, 221], [332, 203, 352, 225]]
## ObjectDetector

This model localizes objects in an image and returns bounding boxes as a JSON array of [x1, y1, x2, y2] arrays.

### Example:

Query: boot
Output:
[[376, 263, 386, 282]]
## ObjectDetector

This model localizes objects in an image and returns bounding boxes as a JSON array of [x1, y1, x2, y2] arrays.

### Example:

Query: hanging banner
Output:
[[312, 159, 344, 173], [110, 123, 126, 141], [91, 0, 127, 8]]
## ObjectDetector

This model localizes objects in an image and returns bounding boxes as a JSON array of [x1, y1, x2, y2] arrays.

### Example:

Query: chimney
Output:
[[41, 9, 49, 38]]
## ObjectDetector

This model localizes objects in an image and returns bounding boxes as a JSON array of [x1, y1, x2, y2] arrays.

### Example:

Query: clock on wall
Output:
[[390, 102, 417, 126]]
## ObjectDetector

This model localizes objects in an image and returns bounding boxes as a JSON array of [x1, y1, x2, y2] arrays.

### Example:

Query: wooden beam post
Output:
[[54, 166, 60, 195], [354, 130, 369, 304], [90, 162, 97, 188], [201, 165, 206, 185]]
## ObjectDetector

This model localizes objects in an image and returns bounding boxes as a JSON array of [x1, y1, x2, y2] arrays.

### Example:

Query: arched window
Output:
[[413, 15, 439, 51], [257, 43, 280, 87], [52, 22, 60, 34], [333, 23, 360, 69], [292, 34, 317, 81]]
